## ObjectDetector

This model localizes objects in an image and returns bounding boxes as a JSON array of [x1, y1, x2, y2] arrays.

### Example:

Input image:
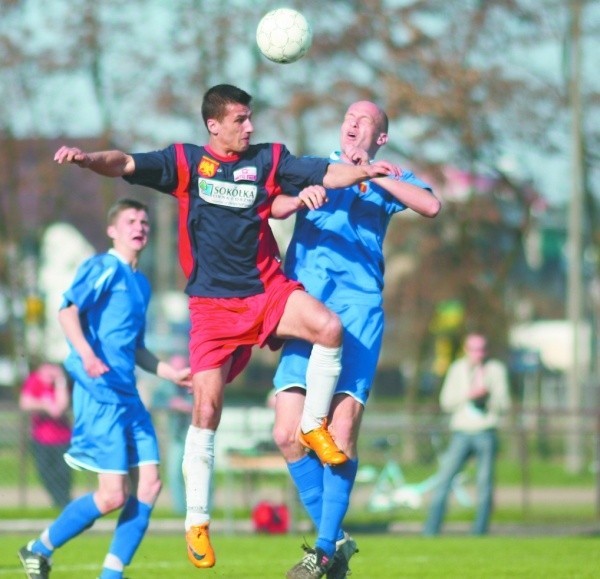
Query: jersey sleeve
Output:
[[275, 146, 330, 194], [61, 255, 117, 314], [400, 169, 433, 193], [123, 145, 179, 194], [374, 169, 434, 215]]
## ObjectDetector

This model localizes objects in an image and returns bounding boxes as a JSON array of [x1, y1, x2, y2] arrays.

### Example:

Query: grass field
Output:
[[2, 532, 600, 578]]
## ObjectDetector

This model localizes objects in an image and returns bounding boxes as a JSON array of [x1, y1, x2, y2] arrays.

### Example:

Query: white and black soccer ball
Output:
[[256, 8, 312, 64]]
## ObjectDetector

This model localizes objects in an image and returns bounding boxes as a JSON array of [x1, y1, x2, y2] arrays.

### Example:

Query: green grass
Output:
[[2, 533, 600, 578]]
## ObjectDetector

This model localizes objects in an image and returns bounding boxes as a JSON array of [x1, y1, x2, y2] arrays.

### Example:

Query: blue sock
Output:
[[287, 453, 324, 528], [44, 493, 102, 550], [107, 497, 153, 566], [316, 459, 358, 557], [29, 539, 53, 559], [98, 569, 123, 579]]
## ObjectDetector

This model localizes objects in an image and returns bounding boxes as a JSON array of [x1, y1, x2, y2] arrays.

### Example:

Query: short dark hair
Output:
[[107, 198, 149, 225], [201, 84, 252, 126]]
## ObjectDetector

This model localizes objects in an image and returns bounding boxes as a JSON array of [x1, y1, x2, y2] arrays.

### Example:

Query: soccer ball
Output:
[[256, 8, 312, 64]]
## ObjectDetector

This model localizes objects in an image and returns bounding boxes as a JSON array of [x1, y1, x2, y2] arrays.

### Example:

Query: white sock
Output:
[[301, 344, 342, 433], [183, 426, 215, 530], [39, 529, 54, 552], [102, 553, 124, 571]]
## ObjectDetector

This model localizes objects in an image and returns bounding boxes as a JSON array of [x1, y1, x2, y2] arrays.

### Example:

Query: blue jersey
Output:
[[274, 153, 433, 403], [283, 152, 433, 304], [61, 250, 151, 404], [124, 142, 329, 298]]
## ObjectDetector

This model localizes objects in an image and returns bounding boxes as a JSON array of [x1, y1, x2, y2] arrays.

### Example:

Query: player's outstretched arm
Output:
[[54, 146, 135, 177], [322, 160, 393, 189], [372, 177, 442, 218], [136, 348, 193, 389]]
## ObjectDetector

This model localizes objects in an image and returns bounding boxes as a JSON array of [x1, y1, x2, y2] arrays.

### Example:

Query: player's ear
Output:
[[206, 118, 219, 136], [376, 132, 388, 146], [106, 224, 117, 240]]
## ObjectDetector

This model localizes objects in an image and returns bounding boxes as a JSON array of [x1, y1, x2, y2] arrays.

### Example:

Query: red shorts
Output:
[[188, 274, 303, 383]]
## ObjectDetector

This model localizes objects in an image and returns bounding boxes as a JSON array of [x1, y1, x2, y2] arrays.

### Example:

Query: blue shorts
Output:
[[64, 385, 160, 474], [273, 300, 383, 405]]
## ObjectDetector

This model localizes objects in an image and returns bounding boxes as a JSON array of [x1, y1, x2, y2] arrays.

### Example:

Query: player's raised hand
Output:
[[342, 146, 370, 166], [298, 185, 328, 210], [54, 146, 91, 167], [367, 160, 402, 179]]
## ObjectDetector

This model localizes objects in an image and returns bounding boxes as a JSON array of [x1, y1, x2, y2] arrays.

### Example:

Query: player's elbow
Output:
[[422, 195, 442, 218]]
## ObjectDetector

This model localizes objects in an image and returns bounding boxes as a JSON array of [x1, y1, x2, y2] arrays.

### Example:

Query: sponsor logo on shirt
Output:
[[198, 178, 257, 208], [198, 156, 220, 178], [233, 166, 257, 182]]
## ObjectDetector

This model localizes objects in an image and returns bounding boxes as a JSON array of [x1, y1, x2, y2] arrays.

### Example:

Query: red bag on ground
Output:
[[252, 501, 290, 534]]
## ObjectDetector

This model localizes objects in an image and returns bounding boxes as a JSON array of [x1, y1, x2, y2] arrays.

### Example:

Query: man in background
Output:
[[423, 332, 511, 536], [19, 360, 72, 508]]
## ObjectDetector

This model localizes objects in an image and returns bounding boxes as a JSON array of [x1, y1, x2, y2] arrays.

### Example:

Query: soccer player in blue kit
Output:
[[270, 100, 441, 579], [18, 199, 192, 579], [52, 84, 398, 570]]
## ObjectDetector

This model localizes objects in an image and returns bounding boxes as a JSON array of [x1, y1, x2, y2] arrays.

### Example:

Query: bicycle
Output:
[[357, 434, 472, 512]]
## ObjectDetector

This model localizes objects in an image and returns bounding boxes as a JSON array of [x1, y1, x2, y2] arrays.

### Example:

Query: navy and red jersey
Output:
[[124, 142, 329, 298]]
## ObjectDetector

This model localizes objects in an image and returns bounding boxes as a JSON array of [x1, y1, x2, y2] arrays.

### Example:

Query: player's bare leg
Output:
[[183, 362, 230, 569]]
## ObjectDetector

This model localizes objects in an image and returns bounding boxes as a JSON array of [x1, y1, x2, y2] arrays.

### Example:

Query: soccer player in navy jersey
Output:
[[52, 84, 397, 569], [270, 101, 441, 579], [18, 199, 192, 579]]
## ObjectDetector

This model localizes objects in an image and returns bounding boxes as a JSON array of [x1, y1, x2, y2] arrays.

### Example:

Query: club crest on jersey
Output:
[[198, 156, 220, 178], [198, 178, 257, 209], [233, 166, 258, 182], [359, 182, 368, 194]]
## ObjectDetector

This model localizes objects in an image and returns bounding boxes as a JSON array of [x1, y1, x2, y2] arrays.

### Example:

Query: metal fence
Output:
[[1, 400, 599, 523]]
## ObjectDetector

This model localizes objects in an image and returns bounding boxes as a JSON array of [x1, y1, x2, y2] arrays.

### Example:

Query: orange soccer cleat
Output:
[[186, 523, 216, 568], [299, 419, 348, 466]]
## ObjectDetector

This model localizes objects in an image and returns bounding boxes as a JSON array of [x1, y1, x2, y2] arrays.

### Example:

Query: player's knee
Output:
[[194, 401, 222, 430], [272, 421, 292, 449], [328, 424, 355, 457], [96, 488, 128, 513], [315, 310, 342, 347], [138, 477, 162, 505], [272, 423, 302, 458]]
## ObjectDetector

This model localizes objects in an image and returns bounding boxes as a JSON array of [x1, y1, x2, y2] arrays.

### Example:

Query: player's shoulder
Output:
[[243, 143, 292, 167], [77, 252, 106, 269], [143, 143, 205, 162], [76, 252, 120, 277], [248, 142, 286, 155], [179, 143, 205, 153], [171, 143, 206, 163], [97, 251, 122, 266]]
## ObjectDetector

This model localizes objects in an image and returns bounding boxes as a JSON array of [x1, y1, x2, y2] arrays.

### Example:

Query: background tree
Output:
[[0, 0, 597, 407]]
